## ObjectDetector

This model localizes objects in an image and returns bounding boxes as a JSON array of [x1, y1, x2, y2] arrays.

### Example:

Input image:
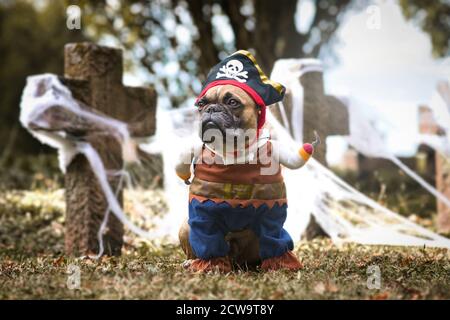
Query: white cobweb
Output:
[[20, 68, 450, 255], [20, 74, 166, 258], [270, 59, 450, 248]]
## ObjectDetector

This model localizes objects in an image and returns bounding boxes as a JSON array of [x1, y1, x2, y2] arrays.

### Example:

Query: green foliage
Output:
[[75, 0, 449, 110], [76, 0, 356, 108], [399, 0, 450, 57], [0, 0, 86, 163]]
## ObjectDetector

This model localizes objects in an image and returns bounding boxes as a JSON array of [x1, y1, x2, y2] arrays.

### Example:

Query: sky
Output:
[[321, 0, 450, 163]]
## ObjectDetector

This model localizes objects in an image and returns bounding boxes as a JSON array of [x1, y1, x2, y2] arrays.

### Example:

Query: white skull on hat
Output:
[[216, 59, 248, 83]]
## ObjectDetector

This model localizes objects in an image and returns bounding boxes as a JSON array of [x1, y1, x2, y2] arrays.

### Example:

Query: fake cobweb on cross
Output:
[[19, 62, 450, 255]]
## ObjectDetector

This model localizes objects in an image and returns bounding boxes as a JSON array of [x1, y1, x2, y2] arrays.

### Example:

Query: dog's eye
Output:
[[228, 99, 239, 107], [197, 100, 206, 108]]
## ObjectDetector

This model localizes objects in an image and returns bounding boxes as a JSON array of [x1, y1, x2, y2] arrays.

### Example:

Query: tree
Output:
[[0, 0, 85, 164], [77, 0, 357, 107], [78, 0, 449, 108], [399, 0, 450, 58]]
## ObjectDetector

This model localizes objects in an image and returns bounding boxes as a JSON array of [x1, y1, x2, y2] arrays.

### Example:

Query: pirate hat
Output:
[[196, 50, 286, 130]]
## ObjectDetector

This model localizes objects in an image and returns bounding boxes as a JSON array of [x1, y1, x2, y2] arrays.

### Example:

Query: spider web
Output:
[[20, 71, 450, 255]]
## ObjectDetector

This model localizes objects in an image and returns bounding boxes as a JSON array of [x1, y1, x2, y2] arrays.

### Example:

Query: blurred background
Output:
[[0, 0, 449, 221]]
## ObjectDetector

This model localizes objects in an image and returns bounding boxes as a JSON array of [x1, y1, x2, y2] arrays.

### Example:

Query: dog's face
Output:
[[196, 85, 259, 147]]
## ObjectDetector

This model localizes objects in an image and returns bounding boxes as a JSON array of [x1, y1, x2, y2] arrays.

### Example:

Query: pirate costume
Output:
[[176, 50, 315, 272]]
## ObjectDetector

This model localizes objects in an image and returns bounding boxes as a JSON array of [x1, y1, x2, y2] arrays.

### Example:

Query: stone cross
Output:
[[272, 62, 349, 239], [418, 102, 450, 234], [60, 42, 156, 256]]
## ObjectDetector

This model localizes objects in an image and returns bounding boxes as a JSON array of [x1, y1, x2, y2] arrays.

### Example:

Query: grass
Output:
[[1, 189, 449, 299]]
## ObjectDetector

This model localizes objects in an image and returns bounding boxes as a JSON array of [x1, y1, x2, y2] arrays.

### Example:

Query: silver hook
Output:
[[312, 130, 321, 148]]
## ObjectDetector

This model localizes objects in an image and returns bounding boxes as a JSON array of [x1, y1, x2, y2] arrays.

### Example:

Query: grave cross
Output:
[[60, 42, 156, 256], [272, 60, 349, 239], [418, 102, 450, 233]]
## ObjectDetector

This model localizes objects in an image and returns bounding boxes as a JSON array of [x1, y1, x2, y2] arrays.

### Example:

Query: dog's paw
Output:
[[186, 257, 232, 273], [261, 251, 303, 272]]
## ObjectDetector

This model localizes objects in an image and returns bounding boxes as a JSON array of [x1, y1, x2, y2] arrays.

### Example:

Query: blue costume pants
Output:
[[188, 199, 293, 260]]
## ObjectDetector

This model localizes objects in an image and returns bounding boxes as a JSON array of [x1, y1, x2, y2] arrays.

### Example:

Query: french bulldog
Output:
[[175, 50, 318, 273]]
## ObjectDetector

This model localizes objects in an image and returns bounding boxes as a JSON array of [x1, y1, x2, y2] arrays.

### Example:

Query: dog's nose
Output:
[[204, 104, 222, 114]]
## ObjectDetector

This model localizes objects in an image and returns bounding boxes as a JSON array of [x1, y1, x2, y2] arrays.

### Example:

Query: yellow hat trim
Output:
[[234, 50, 284, 95]]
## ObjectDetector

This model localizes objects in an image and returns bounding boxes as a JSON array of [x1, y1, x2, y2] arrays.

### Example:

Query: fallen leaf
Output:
[[370, 292, 389, 300], [52, 256, 64, 266], [327, 282, 339, 293]]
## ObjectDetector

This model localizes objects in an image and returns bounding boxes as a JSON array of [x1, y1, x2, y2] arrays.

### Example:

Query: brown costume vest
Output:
[[189, 141, 287, 208]]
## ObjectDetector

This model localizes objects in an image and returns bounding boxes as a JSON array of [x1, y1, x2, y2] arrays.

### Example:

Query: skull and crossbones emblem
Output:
[[216, 60, 248, 83]]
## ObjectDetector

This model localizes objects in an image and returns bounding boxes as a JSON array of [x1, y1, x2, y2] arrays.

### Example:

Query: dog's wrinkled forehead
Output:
[[202, 85, 256, 107]]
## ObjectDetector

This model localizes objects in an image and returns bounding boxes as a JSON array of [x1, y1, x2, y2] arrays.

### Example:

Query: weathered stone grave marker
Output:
[[418, 101, 450, 234], [60, 42, 156, 256], [272, 61, 349, 239]]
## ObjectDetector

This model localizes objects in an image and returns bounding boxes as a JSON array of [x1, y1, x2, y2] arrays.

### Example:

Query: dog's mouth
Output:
[[202, 120, 219, 132], [199, 104, 242, 144], [201, 120, 222, 143]]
